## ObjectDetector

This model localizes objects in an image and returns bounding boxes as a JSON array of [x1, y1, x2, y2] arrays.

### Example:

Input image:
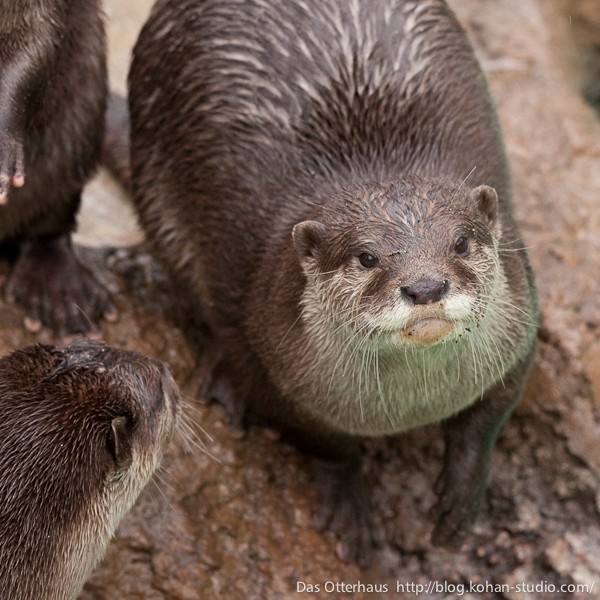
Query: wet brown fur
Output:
[[0, 341, 179, 600], [0, 0, 112, 335], [127, 0, 538, 564]]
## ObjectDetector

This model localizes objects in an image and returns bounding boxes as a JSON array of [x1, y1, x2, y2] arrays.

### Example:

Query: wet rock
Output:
[[545, 533, 600, 599]]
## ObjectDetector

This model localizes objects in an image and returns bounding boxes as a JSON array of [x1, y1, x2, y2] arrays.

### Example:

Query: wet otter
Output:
[[102, 93, 131, 191], [127, 0, 538, 564], [0, 0, 114, 337], [0, 340, 180, 600]]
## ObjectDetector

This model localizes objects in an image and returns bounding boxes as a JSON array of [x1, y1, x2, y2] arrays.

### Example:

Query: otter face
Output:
[[293, 179, 501, 349]]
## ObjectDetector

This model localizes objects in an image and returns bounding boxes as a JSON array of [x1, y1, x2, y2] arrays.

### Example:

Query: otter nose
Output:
[[401, 279, 448, 305]]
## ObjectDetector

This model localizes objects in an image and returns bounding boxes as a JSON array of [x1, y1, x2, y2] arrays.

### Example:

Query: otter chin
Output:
[[400, 317, 454, 345]]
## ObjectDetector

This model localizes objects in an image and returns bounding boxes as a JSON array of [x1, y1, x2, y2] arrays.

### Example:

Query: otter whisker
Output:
[[497, 236, 530, 247], [449, 165, 478, 204], [274, 313, 304, 355], [326, 321, 370, 400], [477, 295, 537, 326], [175, 415, 218, 458], [148, 467, 176, 506], [497, 246, 534, 253]]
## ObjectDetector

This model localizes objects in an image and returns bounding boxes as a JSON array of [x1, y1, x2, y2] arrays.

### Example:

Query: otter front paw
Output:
[[429, 467, 485, 549], [0, 132, 25, 203], [312, 457, 373, 567]]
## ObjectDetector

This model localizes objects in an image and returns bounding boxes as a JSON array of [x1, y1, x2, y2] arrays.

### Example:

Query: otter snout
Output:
[[401, 279, 449, 305], [394, 280, 455, 345]]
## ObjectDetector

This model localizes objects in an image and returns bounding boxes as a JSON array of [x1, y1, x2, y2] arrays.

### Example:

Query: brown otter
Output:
[[127, 0, 539, 565], [0, 0, 115, 337], [0, 340, 180, 600], [102, 93, 131, 191]]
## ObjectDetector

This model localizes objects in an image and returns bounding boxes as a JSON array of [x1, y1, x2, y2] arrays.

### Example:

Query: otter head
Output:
[[292, 178, 502, 349], [0, 341, 180, 600]]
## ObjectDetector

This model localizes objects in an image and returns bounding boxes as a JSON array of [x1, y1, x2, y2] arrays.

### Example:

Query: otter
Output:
[[0, 340, 180, 600], [126, 0, 538, 565], [102, 93, 131, 191], [0, 0, 114, 337]]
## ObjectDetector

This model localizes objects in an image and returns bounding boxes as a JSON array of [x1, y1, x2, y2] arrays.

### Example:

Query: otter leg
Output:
[[430, 358, 531, 547], [198, 345, 251, 430], [101, 93, 131, 189], [288, 426, 372, 567], [5, 233, 116, 339], [311, 450, 373, 567]]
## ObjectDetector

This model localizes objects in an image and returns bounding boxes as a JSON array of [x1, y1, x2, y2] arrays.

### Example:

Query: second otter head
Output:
[[292, 177, 501, 348], [0, 340, 180, 600]]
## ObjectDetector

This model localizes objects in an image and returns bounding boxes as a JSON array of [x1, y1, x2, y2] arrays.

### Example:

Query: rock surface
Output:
[[1, 1, 599, 599]]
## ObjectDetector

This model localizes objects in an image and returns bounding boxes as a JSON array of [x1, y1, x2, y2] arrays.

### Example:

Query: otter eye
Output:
[[358, 253, 379, 269], [454, 236, 470, 257]]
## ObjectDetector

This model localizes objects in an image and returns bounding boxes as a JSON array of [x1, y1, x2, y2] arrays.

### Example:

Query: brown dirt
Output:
[[1, 0, 599, 598]]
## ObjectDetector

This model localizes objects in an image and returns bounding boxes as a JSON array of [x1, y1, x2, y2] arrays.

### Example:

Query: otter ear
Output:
[[472, 185, 498, 225], [292, 221, 328, 262], [107, 416, 132, 468]]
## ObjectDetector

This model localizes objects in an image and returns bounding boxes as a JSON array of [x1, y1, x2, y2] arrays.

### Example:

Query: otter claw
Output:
[[0, 134, 25, 202]]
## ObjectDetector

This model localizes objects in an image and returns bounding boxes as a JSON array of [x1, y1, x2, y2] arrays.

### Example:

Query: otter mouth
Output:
[[399, 317, 454, 346]]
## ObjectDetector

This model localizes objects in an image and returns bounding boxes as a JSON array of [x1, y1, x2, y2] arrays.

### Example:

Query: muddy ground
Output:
[[1, 0, 599, 599]]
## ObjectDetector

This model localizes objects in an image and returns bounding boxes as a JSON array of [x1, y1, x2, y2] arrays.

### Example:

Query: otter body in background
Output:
[[0, 341, 180, 600], [0, 0, 114, 336], [128, 0, 538, 564]]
